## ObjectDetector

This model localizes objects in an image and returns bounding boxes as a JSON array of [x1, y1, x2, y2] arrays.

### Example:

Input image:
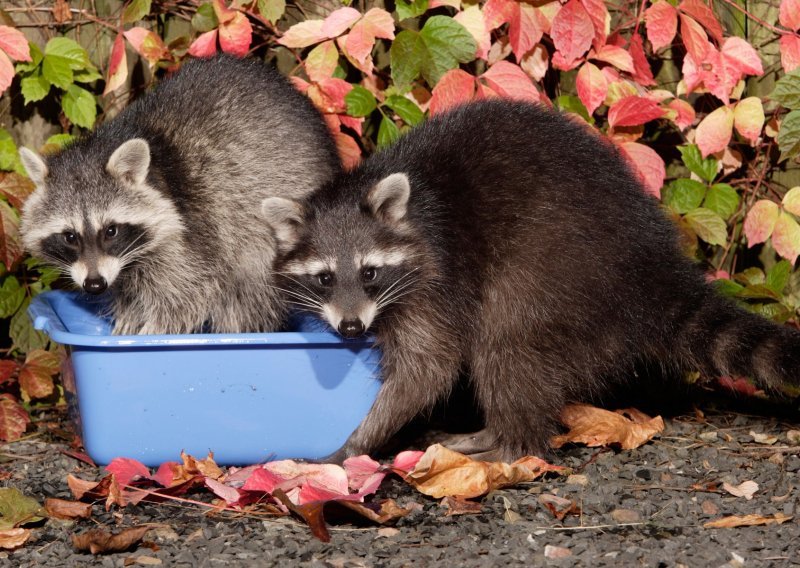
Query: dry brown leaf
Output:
[[174, 452, 223, 482], [701, 500, 719, 516], [441, 496, 483, 516], [404, 444, 568, 499], [722, 480, 758, 500], [0, 527, 30, 549], [551, 404, 664, 450], [71, 526, 151, 554], [52, 0, 72, 23], [703, 513, 792, 529], [45, 498, 92, 520], [538, 494, 580, 521]]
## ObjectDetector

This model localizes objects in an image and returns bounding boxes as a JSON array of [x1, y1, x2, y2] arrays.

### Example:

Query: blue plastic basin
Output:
[[29, 291, 382, 466]]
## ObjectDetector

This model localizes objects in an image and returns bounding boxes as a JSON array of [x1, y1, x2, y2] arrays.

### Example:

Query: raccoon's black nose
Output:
[[338, 319, 365, 338], [83, 277, 107, 294]]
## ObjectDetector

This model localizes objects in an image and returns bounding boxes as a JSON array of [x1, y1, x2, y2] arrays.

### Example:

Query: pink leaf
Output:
[[521, 44, 549, 81], [645, 1, 678, 51], [305, 40, 339, 83], [343, 455, 383, 492], [579, 0, 609, 50], [619, 141, 665, 198], [321, 7, 362, 38], [780, 0, 800, 32], [721, 37, 764, 76], [480, 61, 540, 102], [219, 11, 252, 57], [334, 131, 361, 170], [627, 33, 656, 86], [105, 458, 151, 487], [743, 200, 779, 246], [338, 114, 364, 136], [483, 0, 516, 31], [550, 0, 594, 63], [103, 33, 128, 95], [733, 97, 764, 144], [608, 95, 665, 127], [152, 462, 179, 487], [241, 467, 283, 493], [278, 20, 327, 48], [212, 0, 237, 24], [0, 50, 14, 96], [509, 3, 547, 62], [123, 27, 168, 65], [592, 44, 634, 73], [780, 35, 800, 73], [342, 8, 394, 66], [771, 211, 800, 264], [205, 478, 242, 505], [702, 46, 741, 104], [551, 50, 583, 71], [695, 105, 734, 157], [576, 61, 608, 115], [679, 0, 724, 43], [0, 26, 31, 62], [667, 98, 696, 130], [188, 29, 219, 57], [430, 69, 477, 115], [393, 450, 425, 472], [454, 4, 491, 60], [679, 13, 711, 61]]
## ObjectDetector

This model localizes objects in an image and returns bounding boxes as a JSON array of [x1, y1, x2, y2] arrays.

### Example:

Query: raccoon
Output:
[[20, 55, 339, 335], [262, 99, 800, 462]]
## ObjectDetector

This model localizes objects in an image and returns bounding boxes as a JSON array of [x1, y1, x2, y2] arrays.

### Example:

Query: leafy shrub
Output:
[[1, 0, 800, 439]]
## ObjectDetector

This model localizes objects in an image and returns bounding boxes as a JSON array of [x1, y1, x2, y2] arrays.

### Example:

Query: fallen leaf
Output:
[[45, 498, 92, 520], [0, 487, 46, 529], [441, 495, 483, 516], [538, 494, 580, 520], [551, 404, 664, 450], [502, 495, 521, 523], [703, 513, 792, 529], [749, 431, 778, 445], [0, 527, 30, 549], [701, 500, 719, 515], [722, 480, 758, 500], [71, 526, 151, 554]]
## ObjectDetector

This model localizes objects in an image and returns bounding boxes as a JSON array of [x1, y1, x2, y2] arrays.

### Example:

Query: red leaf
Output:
[[0, 360, 17, 385], [509, 3, 547, 62], [123, 27, 168, 66], [702, 46, 741, 104], [0, 172, 35, 210], [780, 0, 800, 32], [744, 200, 780, 246], [579, 0, 609, 50], [308, 77, 352, 114], [628, 34, 656, 86], [645, 1, 677, 51], [151, 461, 179, 487], [188, 29, 219, 57], [718, 376, 760, 397], [780, 35, 800, 73], [695, 105, 734, 157], [592, 44, 634, 73], [667, 98, 696, 130], [18, 349, 58, 400], [342, 455, 382, 492], [0, 393, 29, 442], [608, 95, 665, 127], [205, 477, 242, 504], [392, 450, 425, 473], [679, 0, 724, 43], [219, 11, 252, 57], [0, 26, 31, 62], [0, 51, 13, 96], [105, 458, 152, 487], [576, 62, 608, 115], [335, 131, 362, 170], [241, 467, 283, 493], [619, 141, 665, 198], [103, 33, 127, 96], [0, 201, 22, 271], [721, 37, 763, 76], [679, 13, 711, 61], [550, 0, 594, 63], [483, 0, 514, 30], [480, 61, 539, 103], [551, 50, 583, 71], [430, 69, 476, 115], [321, 7, 361, 38], [342, 8, 394, 66]]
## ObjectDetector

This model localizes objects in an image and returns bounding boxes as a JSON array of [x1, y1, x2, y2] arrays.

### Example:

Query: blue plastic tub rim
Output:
[[29, 290, 374, 348]]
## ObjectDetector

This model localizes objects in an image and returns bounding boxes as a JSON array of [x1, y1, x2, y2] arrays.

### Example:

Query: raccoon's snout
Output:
[[83, 276, 108, 294], [338, 319, 365, 338]]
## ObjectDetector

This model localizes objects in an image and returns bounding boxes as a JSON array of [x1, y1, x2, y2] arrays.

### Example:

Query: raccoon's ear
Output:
[[365, 173, 410, 224], [19, 148, 48, 187], [262, 197, 304, 253], [107, 138, 150, 185]]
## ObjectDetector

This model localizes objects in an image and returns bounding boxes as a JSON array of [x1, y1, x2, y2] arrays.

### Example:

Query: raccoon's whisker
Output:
[[279, 274, 324, 303], [375, 268, 420, 306], [268, 285, 323, 309]]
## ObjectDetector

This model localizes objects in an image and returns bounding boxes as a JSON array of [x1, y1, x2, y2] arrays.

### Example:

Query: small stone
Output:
[[566, 474, 588, 486], [787, 430, 800, 445], [768, 453, 785, 465], [611, 508, 641, 523], [699, 431, 718, 442], [376, 527, 399, 538], [544, 545, 571, 559], [701, 500, 718, 516], [133, 557, 162, 566], [148, 526, 179, 543], [749, 431, 778, 445]]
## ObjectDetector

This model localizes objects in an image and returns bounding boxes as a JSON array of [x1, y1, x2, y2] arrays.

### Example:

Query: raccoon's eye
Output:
[[362, 267, 377, 282], [317, 272, 333, 287], [104, 225, 118, 239], [63, 231, 78, 246]]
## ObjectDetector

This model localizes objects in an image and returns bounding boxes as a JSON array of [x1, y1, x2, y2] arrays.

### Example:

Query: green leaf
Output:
[[664, 179, 706, 214], [73, 67, 103, 83], [44, 133, 76, 150], [345, 85, 377, 118], [771, 67, 800, 110], [736, 284, 780, 300], [714, 278, 744, 298], [14, 42, 42, 74], [62, 85, 96, 129], [419, 16, 476, 85], [20, 73, 50, 104], [396, 0, 429, 20], [192, 2, 219, 32], [0, 487, 45, 530], [0, 276, 24, 319], [390, 30, 426, 88], [703, 183, 739, 219], [734, 267, 765, 286], [44, 37, 90, 70], [122, 0, 152, 24], [684, 207, 728, 246], [377, 115, 401, 148], [41, 55, 73, 91], [766, 260, 792, 294], [384, 95, 424, 126], [10, 299, 48, 353], [749, 302, 793, 323], [555, 95, 592, 123], [678, 144, 717, 182], [777, 110, 800, 161], [257, 0, 285, 24], [0, 131, 19, 172]]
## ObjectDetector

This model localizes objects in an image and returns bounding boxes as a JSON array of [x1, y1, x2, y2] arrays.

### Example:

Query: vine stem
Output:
[[716, 0, 795, 37]]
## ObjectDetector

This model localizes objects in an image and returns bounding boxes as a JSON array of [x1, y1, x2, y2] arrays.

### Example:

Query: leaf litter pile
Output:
[[2, 403, 796, 556]]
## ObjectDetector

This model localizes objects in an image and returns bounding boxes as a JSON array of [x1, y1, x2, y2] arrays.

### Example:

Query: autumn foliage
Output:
[[1, 0, 800, 439]]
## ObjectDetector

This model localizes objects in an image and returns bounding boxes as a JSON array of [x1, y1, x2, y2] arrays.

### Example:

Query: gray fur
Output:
[[21, 55, 340, 335]]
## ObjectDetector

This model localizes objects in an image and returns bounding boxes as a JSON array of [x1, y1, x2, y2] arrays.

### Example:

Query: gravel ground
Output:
[[2, 401, 799, 567]]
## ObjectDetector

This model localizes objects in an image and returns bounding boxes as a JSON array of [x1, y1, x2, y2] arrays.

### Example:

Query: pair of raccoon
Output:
[[23, 56, 800, 462]]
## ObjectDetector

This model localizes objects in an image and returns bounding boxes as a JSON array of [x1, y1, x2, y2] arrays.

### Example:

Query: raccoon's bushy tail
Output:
[[679, 291, 800, 392]]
